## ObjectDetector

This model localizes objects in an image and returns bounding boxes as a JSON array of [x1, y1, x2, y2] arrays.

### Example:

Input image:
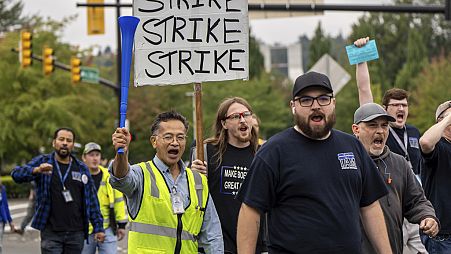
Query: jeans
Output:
[[421, 233, 451, 254], [20, 197, 36, 230], [82, 227, 117, 254], [41, 227, 85, 254]]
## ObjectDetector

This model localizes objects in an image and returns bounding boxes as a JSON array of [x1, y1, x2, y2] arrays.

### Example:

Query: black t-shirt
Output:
[[206, 143, 265, 254], [91, 170, 103, 191], [47, 161, 84, 232], [237, 128, 388, 254], [386, 124, 421, 174], [421, 138, 451, 234]]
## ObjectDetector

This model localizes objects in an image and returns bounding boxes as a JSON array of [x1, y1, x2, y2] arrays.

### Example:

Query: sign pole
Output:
[[194, 83, 204, 162]]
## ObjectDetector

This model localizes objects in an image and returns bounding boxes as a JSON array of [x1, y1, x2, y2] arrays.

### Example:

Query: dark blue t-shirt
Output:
[[421, 138, 451, 234], [386, 124, 421, 174], [237, 128, 388, 254]]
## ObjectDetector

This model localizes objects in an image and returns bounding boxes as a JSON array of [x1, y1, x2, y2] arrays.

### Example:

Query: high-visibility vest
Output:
[[88, 166, 128, 234], [128, 161, 208, 254]]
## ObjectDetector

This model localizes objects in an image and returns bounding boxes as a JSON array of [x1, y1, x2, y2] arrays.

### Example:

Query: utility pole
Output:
[[77, 0, 124, 122]]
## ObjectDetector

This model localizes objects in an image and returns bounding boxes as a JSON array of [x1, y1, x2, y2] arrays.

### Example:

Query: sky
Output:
[[22, 0, 392, 51]]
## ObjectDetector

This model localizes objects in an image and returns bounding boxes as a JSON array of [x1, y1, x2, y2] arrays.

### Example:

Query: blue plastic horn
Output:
[[117, 16, 140, 154]]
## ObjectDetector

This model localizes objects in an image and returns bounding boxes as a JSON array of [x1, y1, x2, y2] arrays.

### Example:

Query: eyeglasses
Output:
[[155, 134, 187, 143], [225, 111, 253, 121], [294, 95, 333, 107], [387, 103, 408, 108]]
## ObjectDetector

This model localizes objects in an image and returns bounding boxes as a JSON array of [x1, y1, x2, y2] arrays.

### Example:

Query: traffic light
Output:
[[42, 47, 54, 76], [71, 57, 82, 84], [20, 31, 32, 68]]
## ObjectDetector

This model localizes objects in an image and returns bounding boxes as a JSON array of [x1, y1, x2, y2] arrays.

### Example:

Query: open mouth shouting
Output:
[[309, 112, 325, 126], [167, 147, 180, 160], [373, 136, 385, 149], [239, 124, 249, 134], [396, 112, 405, 122]]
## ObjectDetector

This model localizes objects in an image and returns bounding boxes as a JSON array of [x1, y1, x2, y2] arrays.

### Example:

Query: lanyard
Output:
[[389, 126, 409, 158], [54, 157, 72, 190], [389, 126, 414, 171]]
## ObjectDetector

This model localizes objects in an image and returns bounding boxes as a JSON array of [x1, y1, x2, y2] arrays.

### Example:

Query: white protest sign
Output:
[[133, 0, 249, 86]]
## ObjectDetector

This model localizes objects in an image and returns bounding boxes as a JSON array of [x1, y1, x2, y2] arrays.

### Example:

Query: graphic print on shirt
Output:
[[220, 165, 248, 195], [409, 137, 419, 149], [337, 152, 358, 170]]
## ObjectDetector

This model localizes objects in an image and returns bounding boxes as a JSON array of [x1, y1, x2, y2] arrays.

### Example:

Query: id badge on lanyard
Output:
[[170, 186, 185, 214], [55, 157, 74, 203]]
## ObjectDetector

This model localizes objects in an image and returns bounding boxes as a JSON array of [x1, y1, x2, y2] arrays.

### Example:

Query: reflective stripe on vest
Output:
[[128, 161, 208, 254], [130, 221, 196, 241], [145, 162, 160, 198], [192, 171, 203, 208]]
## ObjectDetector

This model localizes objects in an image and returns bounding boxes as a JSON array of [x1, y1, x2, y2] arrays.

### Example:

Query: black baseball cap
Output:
[[292, 72, 333, 98]]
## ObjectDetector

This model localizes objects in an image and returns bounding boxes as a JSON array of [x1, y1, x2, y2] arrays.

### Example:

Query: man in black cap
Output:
[[419, 100, 451, 253], [236, 72, 392, 254], [352, 103, 439, 254]]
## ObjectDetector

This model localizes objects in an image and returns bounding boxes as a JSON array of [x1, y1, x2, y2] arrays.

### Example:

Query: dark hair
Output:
[[53, 127, 76, 141], [205, 97, 258, 166], [382, 88, 409, 107], [150, 110, 189, 135]]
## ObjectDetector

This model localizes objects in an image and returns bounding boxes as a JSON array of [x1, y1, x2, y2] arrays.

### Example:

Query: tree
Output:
[[248, 31, 265, 79], [349, 0, 451, 92], [394, 30, 428, 90], [0, 18, 116, 168], [0, 0, 26, 33], [308, 22, 331, 70], [408, 56, 451, 133]]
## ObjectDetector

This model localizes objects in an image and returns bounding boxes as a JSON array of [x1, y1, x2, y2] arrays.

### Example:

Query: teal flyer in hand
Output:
[[346, 40, 379, 65]]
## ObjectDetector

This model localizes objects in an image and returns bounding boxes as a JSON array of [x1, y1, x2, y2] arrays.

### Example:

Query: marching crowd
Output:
[[1, 37, 450, 254]]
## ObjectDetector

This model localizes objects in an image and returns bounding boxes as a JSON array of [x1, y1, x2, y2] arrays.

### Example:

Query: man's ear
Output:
[[52, 139, 56, 148], [150, 136, 157, 148], [351, 124, 360, 137], [290, 101, 295, 114]]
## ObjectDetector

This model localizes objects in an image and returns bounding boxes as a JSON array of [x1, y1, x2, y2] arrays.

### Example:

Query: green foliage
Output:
[[349, 0, 451, 92], [0, 19, 116, 168], [0, 0, 26, 33], [125, 73, 292, 163], [394, 30, 428, 90], [249, 28, 265, 79], [308, 22, 331, 70], [1, 176, 30, 198], [408, 56, 451, 134]]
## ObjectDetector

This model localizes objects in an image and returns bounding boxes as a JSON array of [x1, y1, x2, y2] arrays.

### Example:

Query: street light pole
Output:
[[116, 0, 122, 126]]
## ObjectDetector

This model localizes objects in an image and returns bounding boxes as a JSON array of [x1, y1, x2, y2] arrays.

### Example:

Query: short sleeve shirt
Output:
[[237, 128, 388, 253]]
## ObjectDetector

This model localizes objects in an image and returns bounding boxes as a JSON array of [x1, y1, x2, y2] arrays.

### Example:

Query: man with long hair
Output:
[[191, 97, 267, 254]]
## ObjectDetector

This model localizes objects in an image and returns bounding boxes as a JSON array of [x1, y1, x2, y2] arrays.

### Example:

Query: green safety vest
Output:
[[128, 161, 209, 254], [89, 166, 128, 234]]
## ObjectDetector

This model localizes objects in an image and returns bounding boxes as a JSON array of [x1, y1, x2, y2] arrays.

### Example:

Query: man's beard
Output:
[[295, 109, 336, 139], [238, 134, 252, 143], [56, 147, 70, 158]]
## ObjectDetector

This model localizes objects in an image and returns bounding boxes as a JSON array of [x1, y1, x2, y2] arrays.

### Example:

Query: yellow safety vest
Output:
[[128, 161, 209, 254], [88, 166, 128, 234]]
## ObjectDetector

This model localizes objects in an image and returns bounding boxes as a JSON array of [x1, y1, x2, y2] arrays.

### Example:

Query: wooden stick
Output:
[[194, 83, 204, 162]]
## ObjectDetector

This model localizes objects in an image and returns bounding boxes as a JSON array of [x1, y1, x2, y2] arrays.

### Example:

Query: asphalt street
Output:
[[4, 199, 128, 253]]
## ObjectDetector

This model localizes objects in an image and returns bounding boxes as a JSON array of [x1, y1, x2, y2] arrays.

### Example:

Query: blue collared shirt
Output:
[[109, 155, 224, 253]]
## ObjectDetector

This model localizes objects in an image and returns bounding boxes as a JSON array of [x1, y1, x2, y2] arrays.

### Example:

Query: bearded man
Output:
[[236, 72, 393, 254], [12, 127, 105, 254]]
